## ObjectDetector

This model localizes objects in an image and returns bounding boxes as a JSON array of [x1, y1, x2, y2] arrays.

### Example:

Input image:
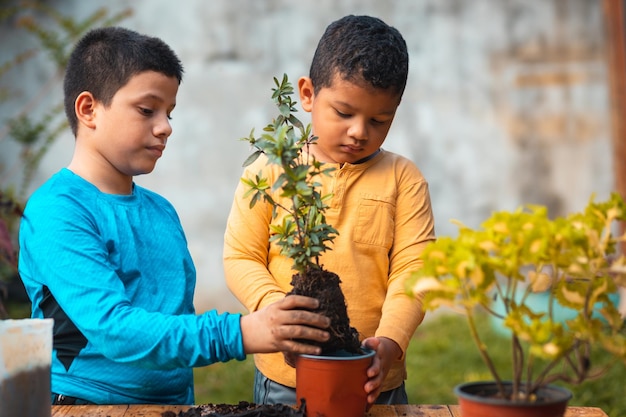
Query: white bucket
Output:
[[0, 318, 53, 417]]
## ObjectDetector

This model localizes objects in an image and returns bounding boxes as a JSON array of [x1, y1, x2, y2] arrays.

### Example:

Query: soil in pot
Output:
[[288, 268, 372, 417], [287, 268, 361, 354], [0, 318, 53, 417]]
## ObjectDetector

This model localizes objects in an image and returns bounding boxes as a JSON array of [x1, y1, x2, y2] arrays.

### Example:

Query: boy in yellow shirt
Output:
[[224, 14, 436, 405]]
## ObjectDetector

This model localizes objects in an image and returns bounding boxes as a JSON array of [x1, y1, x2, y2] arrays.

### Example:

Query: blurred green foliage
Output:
[[0, 1, 132, 318]]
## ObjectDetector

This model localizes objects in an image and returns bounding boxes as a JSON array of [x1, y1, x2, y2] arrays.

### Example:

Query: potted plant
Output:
[[408, 193, 626, 417], [240, 74, 374, 417]]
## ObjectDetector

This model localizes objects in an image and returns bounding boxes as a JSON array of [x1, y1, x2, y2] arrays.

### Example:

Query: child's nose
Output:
[[347, 120, 367, 141], [155, 117, 172, 139]]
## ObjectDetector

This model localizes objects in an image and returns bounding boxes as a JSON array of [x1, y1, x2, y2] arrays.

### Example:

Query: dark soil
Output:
[[2, 365, 50, 417], [287, 267, 361, 354], [163, 401, 304, 417]]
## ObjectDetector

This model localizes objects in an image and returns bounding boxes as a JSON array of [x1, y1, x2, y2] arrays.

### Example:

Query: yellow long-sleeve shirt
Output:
[[223, 149, 436, 391]]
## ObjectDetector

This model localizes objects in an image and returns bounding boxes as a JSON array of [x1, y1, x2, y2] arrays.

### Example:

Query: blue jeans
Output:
[[253, 367, 408, 405]]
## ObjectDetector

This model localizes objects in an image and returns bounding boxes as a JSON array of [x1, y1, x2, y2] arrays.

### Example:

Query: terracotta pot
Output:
[[296, 348, 375, 417], [454, 381, 572, 417]]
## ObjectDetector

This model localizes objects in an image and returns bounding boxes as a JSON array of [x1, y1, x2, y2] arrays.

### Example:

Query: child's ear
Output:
[[75, 91, 98, 129], [298, 77, 314, 112]]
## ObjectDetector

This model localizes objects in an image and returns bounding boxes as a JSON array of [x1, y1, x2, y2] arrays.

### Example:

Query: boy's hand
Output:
[[240, 295, 330, 355], [362, 336, 402, 406]]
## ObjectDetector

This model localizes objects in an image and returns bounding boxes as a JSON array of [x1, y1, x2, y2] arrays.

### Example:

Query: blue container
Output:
[[489, 291, 621, 336]]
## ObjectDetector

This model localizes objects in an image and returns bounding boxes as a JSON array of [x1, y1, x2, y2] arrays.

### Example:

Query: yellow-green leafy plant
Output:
[[408, 192, 626, 401]]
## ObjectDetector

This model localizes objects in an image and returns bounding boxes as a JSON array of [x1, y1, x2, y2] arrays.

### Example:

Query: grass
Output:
[[194, 312, 626, 416]]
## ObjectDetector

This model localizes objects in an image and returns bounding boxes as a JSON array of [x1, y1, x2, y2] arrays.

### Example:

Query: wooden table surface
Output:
[[51, 404, 609, 416]]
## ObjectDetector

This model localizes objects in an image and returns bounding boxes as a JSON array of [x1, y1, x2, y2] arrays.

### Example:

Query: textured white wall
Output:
[[0, 0, 614, 313]]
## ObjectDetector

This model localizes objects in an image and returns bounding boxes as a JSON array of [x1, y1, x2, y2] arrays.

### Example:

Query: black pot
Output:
[[454, 381, 572, 417]]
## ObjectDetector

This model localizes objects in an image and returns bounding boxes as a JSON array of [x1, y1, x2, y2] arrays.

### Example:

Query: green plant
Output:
[[0, 2, 132, 318], [240, 74, 337, 277], [239, 74, 360, 353], [408, 192, 626, 401]]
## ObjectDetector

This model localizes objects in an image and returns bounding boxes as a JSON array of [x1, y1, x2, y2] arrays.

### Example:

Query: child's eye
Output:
[[371, 119, 386, 125], [335, 110, 351, 118], [139, 107, 153, 116]]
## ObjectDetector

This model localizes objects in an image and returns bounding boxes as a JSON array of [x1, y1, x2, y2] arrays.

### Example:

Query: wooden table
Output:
[[51, 404, 609, 416]]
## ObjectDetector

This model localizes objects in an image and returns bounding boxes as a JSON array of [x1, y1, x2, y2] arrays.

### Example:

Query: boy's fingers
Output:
[[281, 294, 320, 310], [278, 323, 329, 342], [278, 296, 330, 328], [287, 310, 330, 328], [281, 340, 322, 356]]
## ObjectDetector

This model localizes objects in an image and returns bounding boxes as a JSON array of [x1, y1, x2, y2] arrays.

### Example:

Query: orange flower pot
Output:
[[454, 381, 572, 417], [295, 348, 375, 417]]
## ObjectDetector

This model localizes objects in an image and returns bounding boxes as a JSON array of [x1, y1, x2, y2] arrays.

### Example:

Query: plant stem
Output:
[[466, 307, 505, 395]]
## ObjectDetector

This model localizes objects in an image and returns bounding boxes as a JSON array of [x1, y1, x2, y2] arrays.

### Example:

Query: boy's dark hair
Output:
[[63, 27, 184, 136], [309, 15, 408, 98]]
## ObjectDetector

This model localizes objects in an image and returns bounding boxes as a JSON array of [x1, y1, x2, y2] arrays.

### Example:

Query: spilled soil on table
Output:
[[163, 401, 304, 417]]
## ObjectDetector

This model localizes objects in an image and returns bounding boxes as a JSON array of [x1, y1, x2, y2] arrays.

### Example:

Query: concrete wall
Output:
[[0, 0, 614, 312]]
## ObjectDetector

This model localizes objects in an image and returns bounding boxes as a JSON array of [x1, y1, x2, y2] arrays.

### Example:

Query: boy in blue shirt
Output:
[[18, 26, 332, 405]]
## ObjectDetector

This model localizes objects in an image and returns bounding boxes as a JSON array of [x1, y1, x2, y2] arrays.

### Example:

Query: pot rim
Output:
[[454, 381, 573, 406], [298, 346, 375, 361]]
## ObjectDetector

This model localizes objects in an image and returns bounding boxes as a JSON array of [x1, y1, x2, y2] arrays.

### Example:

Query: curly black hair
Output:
[[309, 15, 408, 98]]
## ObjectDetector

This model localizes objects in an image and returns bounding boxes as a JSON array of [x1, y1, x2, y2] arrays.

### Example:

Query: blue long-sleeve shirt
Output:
[[18, 168, 245, 404]]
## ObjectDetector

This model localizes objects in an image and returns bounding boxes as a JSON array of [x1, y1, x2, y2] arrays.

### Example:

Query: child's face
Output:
[[89, 71, 178, 179], [298, 73, 400, 164]]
